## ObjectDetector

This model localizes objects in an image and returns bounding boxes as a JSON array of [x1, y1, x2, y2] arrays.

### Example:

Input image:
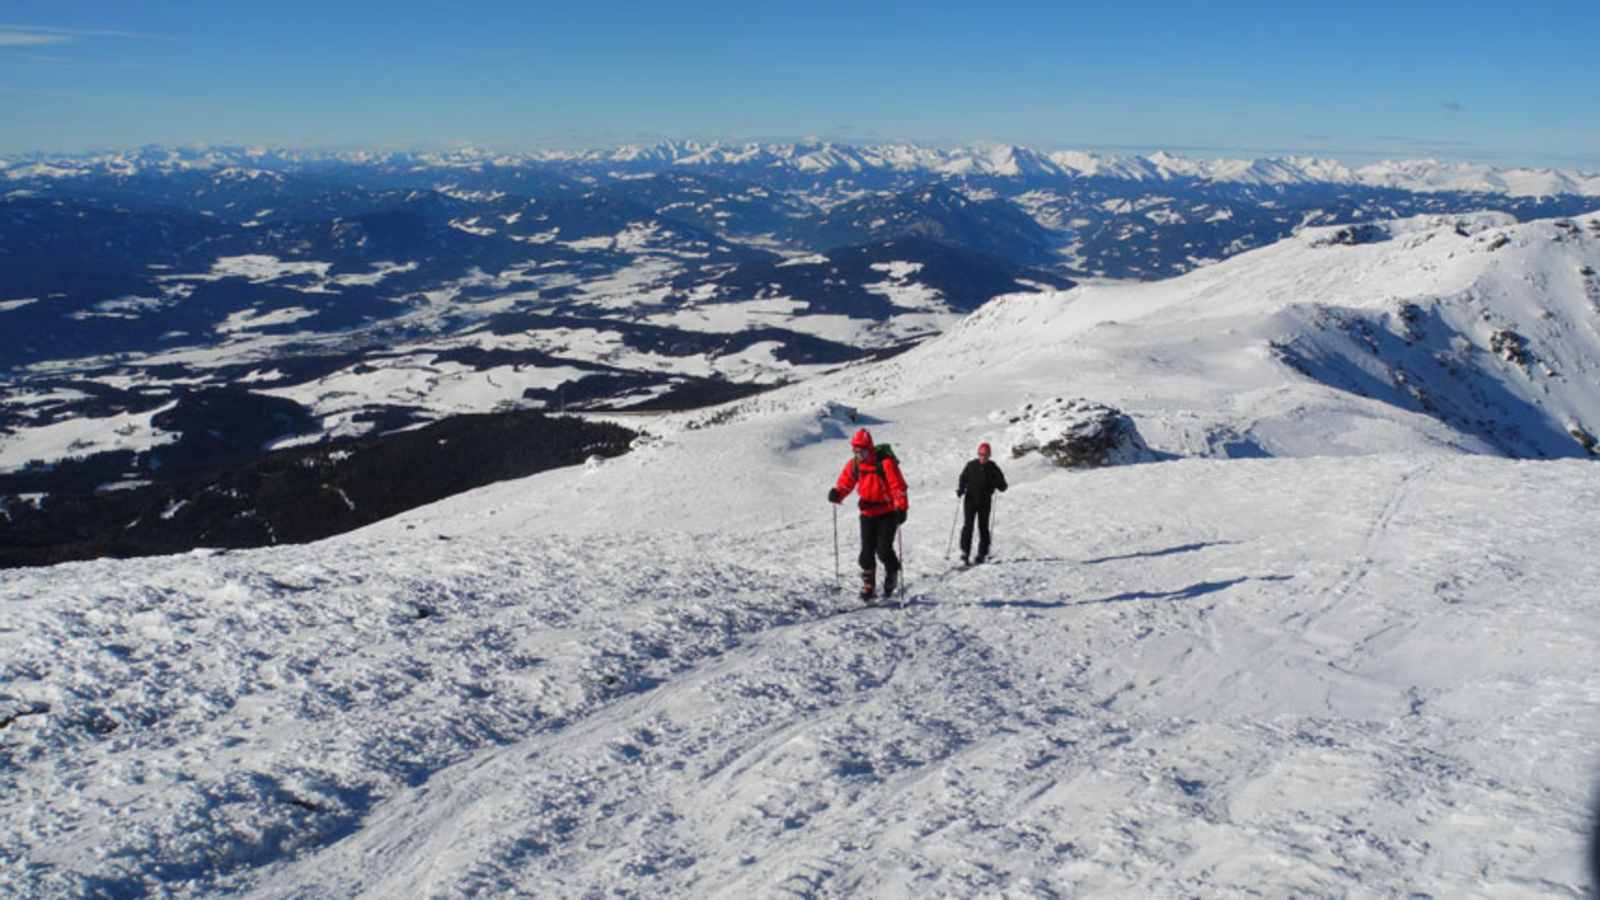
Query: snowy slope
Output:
[[691, 210, 1600, 462], [5, 213, 1600, 897]]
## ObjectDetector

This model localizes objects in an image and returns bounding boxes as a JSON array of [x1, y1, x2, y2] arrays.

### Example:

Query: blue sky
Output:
[[2, 1, 1596, 168]]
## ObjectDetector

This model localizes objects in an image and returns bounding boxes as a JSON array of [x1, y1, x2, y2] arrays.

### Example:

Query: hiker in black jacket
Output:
[[956, 442, 1007, 565]]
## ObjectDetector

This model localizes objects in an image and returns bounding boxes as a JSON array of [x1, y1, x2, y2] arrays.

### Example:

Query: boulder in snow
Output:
[[1395, 301, 1426, 343], [1489, 328, 1531, 367], [1003, 398, 1153, 468], [1304, 223, 1388, 248], [809, 402, 865, 442]]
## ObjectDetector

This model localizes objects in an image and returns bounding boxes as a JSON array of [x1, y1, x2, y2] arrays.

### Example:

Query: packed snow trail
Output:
[[4, 454, 1597, 897]]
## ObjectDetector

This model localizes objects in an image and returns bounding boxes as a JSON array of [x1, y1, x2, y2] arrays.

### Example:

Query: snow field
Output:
[[4, 448, 1598, 897], [6, 209, 1600, 896]]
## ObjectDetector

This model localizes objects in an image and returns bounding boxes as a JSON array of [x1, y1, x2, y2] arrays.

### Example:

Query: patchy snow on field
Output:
[[258, 355, 589, 424], [330, 261, 419, 287], [3, 388, 93, 409], [709, 340, 829, 384], [448, 217, 497, 236], [561, 222, 715, 259], [509, 228, 561, 244], [643, 297, 810, 333], [216, 306, 319, 334], [557, 256, 685, 311], [0, 400, 180, 473], [168, 255, 336, 284], [67, 295, 173, 320], [865, 260, 946, 311]]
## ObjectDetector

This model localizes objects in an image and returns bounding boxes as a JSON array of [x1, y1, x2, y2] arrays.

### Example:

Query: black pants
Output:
[[960, 498, 992, 559], [859, 514, 901, 573]]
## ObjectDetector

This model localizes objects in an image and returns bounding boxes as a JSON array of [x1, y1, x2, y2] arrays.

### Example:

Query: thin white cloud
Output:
[[23, 53, 163, 70], [0, 24, 160, 48], [0, 31, 69, 47], [0, 84, 96, 100], [0, 24, 158, 39]]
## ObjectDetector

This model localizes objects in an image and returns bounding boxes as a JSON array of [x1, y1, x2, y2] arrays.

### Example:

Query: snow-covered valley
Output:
[[4, 210, 1600, 897]]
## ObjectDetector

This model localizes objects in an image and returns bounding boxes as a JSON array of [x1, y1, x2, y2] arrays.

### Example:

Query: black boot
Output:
[[860, 568, 876, 601], [882, 567, 899, 599]]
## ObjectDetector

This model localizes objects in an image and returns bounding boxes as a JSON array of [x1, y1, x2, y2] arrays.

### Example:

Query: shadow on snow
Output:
[[1079, 541, 1242, 565], [972, 574, 1293, 610]]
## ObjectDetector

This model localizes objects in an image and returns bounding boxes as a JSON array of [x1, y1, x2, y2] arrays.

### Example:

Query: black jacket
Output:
[[958, 459, 1008, 503]]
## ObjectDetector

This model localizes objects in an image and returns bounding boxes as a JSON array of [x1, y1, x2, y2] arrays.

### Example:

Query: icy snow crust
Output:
[[4, 212, 1600, 897]]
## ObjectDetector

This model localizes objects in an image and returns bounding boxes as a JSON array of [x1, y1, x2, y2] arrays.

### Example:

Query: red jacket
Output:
[[834, 448, 909, 518]]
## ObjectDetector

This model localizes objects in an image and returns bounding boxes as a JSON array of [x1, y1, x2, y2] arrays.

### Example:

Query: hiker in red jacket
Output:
[[827, 428, 909, 601]]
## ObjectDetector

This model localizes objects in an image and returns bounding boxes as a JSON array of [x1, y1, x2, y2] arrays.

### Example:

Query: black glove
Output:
[[956, 488, 964, 497], [896, 509, 908, 524], [827, 488, 840, 504], [998, 485, 1007, 492]]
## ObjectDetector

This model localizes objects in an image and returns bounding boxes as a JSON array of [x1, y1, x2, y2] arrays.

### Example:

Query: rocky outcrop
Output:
[[1306, 223, 1389, 247], [1489, 328, 1531, 367], [1570, 422, 1599, 456], [1001, 398, 1153, 468]]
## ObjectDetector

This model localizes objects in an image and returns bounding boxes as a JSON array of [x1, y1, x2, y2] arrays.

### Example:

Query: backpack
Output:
[[853, 443, 901, 482]]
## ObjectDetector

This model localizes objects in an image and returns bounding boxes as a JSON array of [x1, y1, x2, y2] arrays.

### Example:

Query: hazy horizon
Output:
[[3, 1, 1595, 169]]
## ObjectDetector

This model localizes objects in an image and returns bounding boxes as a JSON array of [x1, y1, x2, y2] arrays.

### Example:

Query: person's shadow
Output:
[[990, 541, 1241, 568], [1078, 541, 1241, 565], [1590, 783, 1599, 896], [973, 574, 1292, 609]]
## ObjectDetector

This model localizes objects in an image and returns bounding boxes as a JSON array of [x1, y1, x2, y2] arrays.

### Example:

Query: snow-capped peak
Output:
[[5, 141, 1597, 197]]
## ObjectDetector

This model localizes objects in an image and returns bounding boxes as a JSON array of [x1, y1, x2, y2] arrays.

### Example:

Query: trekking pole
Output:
[[832, 504, 840, 592], [897, 526, 906, 600], [945, 496, 960, 560], [990, 496, 999, 561]]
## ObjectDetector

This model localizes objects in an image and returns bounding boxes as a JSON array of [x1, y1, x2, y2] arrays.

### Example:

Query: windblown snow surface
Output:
[[4, 213, 1600, 897]]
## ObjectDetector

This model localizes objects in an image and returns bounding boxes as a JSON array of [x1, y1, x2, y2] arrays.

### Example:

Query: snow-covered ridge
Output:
[[683, 210, 1600, 461], [6, 141, 1599, 198]]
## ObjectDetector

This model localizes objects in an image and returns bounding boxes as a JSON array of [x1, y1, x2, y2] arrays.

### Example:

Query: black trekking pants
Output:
[[960, 498, 992, 559], [858, 514, 901, 573]]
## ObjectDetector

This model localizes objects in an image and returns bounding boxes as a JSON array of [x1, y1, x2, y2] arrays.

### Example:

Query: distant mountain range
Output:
[[7, 140, 1599, 197]]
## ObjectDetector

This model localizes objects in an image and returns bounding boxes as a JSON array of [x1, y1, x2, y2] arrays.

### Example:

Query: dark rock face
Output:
[[1569, 423, 1598, 456], [1004, 398, 1153, 468]]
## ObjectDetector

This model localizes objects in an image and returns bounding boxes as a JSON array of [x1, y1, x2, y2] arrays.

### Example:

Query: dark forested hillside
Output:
[[0, 411, 637, 568]]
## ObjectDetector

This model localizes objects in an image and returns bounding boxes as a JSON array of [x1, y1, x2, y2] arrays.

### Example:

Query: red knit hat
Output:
[[978, 442, 991, 455], [851, 428, 874, 449]]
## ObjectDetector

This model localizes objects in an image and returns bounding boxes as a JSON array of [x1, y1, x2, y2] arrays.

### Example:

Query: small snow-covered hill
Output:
[[3, 211, 1600, 897], [685, 210, 1600, 463]]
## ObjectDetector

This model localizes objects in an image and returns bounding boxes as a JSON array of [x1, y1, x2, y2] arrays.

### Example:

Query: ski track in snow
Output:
[[4, 453, 1598, 897]]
